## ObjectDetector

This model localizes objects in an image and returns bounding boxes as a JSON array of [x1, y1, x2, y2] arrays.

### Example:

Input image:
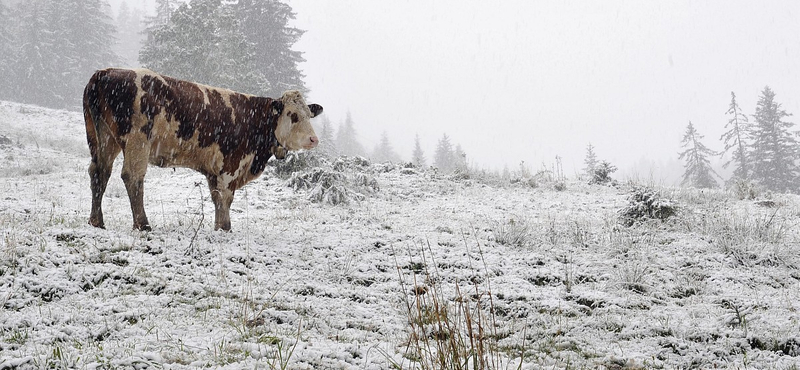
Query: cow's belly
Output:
[[147, 136, 224, 174]]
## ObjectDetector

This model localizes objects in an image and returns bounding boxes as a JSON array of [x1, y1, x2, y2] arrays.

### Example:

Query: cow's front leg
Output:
[[209, 186, 235, 231], [121, 144, 151, 231]]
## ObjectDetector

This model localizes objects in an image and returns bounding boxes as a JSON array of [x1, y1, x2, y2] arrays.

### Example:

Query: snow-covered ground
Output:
[[1, 100, 799, 369]]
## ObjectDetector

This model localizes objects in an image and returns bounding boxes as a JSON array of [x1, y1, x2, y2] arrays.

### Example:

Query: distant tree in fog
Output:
[[115, 1, 146, 67], [371, 131, 402, 163], [5, 0, 117, 109], [335, 112, 367, 157], [412, 134, 426, 168], [316, 115, 338, 158], [720, 91, 751, 185], [453, 144, 468, 172], [748, 86, 798, 193], [434, 134, 455, 173], [0, 2, 13, 100], [583, 143, 598, 179], [679, 121, 719, 189]]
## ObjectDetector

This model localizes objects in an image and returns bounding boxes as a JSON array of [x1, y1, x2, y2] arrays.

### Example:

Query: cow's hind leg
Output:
[[86, 112, 121, 228], [121, 141, 151, 231], [207, 178, 235, 231]]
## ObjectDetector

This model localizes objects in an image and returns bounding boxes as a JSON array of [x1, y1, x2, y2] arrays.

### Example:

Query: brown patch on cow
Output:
[[290, 112, 299, 123]]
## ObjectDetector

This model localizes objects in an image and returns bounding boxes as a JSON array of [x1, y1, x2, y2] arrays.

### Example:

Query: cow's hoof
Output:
[[134, 224, 152, 232], [89, 219, 105, 229]]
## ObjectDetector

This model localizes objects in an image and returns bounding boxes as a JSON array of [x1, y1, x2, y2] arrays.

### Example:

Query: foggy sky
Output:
[[289, 0, 799, 182], [112, 0, 800, 182]]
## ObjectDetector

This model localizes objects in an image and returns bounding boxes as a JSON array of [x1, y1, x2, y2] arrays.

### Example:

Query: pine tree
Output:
[[453, 144, 467, 172], [140, 0, 303, 97], [411, 134, 426, 168], [335, 112, 366, 157], [9, 0, 117, 108], [115, 1, 146, 67], [11, 0, 64, 107], [434, 134, 455, 173], [62, 0, 119, 101], [583, 143, 598, 179], [679, 121, 719, 189], [719, 92, 751, 184], [371, 131, 402, 163], [316, 115, 337, 158], [235, 0, 307, 96], [0, 1, 13, 100], [749, 86, 798, 193]]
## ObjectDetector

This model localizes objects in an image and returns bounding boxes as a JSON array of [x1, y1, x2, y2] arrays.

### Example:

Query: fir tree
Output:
[[316, 115, 337, 158], [115, 1, 146, 67], [434, 134, 455, 173], [335, 112, 366, 157], [11, 0, 64, 107], [9, 0, 118, 108], [720, 92, 751, 184], [411, 134, 426, 168], [0, 2, 13, 100], [235, 0, 307, 96], [453, 144, 468, 172], [679, 121, 719, 189], [749, 86, 798, 193], [371, 131, 401, 163], [583, 143, 598, 179]]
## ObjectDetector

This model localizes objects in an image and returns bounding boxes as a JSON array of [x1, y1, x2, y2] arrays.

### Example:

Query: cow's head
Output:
[[272, 90, 322, 151]]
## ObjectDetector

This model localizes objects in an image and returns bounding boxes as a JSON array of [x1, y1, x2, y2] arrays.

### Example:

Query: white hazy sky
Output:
[[114, 0, 799, 181]]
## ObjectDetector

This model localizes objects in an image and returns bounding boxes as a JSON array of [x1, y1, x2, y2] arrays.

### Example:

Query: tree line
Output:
[[679, 86, 798, 193], [0, 0, 306, 109], [314, 112, 468, 173]]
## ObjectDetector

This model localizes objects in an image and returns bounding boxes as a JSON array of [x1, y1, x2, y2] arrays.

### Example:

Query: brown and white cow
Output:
[[83, 68, 322, 231]]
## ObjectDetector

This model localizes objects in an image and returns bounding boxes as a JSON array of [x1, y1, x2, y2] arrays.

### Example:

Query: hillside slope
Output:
[[0, 100, 799, 369]]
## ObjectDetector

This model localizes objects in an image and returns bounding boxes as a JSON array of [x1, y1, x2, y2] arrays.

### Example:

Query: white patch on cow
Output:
[[220, 153, 255, 189]]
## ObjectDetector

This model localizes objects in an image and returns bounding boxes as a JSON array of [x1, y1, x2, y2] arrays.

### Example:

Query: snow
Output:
[[1, 100, 799, 369]]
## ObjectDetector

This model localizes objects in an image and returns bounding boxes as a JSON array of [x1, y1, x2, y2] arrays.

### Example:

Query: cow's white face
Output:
[[274, 90, 322, 151]]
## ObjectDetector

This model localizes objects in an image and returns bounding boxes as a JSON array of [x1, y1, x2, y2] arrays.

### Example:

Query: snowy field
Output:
[[1, 100, 799, 369]]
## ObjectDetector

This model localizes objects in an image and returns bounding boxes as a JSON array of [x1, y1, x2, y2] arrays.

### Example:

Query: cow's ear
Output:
[[271, 100, 284, 116], [308, 104, 323, 118]]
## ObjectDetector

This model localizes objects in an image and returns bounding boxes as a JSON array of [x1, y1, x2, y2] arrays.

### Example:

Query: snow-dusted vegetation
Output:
[[1, 101, 799, 369]]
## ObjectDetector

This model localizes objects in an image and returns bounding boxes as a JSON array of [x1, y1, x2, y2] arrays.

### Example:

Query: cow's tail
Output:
[[83, 71, 104, 162]]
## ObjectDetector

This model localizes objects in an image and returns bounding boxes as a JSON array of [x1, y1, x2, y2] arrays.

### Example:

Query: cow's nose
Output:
[[309, 136, 318, 147]]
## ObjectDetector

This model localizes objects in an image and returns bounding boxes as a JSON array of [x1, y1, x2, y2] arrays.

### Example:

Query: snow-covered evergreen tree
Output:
[[11, 1, 65, 107], [749, 86, 798, 193], [453, 144, 468, 172], [434, 134, 455, 173], [583, 143, 598, 179], [335, 112, 366, 157], [316, 115, 337, 158], [115, 1, 146, 68], [411, 134, 426, 168], [8, 0, 117, 108], [235, 0, 307, 96], [720, 91, 751, 184], [0, 2, 13, 100], [371, 131, 401, 163], [140, 0, 304, 97], [679, 121, 719, 189]]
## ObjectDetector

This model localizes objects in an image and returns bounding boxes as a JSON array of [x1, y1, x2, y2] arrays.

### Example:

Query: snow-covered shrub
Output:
[[618, 186, 677, 226], [286, 155, 380, 206], [270, 151, 323, 179], [729, 179, 761, 200], [493, 219, 531, 247], [590, 161, 617, 185]]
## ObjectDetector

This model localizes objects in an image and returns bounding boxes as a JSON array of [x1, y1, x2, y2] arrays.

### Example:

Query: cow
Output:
[[83, 68, 322, 231]]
